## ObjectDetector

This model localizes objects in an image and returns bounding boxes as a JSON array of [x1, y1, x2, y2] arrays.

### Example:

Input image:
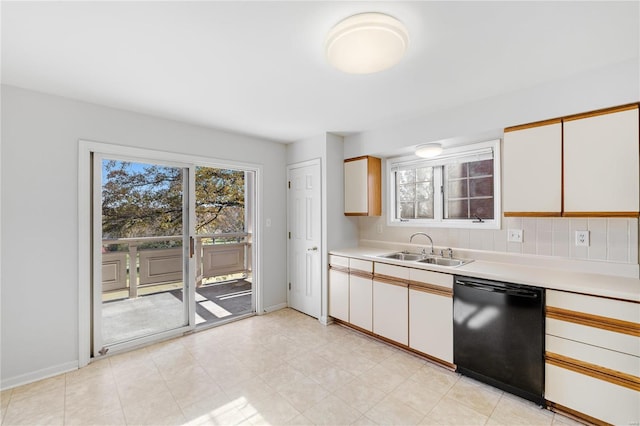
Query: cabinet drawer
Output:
[[547, 289, 640, 324], [329, 255, 349, 268], [545, 363, 640, 425], [546, 318, 639, 357], [374, 263, 410, 281], [409, 268, 453, 289], [546, 334, 639, 377], [350, 258, 373, 274]]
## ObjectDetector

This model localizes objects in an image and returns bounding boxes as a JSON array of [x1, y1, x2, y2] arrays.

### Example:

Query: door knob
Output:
[[307, 246, 318, 251]]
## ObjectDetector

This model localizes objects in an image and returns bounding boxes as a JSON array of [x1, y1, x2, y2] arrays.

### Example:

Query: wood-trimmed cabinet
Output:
[[344, 156, 381, 216], [408, 269, 454, 365], [328, 255, 349, 322], [503, 103, 639, 218], [372, 263, 409, 345], [545, 289, 640, 425], [349, 259, 373, 332], [503, 119, 562, 216]]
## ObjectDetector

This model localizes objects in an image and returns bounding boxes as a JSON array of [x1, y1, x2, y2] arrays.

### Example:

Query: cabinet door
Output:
[[373, 280, 408, 345], [503, 120, 562, 215], [328, 268, 349, 322], [344, 156, 381, 216], [546, 363, 640, 425], [409, 288, 453, 363], [349, 275, 372, 331], [563, 106, 639, 215]]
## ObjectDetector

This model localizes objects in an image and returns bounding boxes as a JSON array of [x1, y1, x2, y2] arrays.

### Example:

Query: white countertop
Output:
[[330, 246, 640, 302]]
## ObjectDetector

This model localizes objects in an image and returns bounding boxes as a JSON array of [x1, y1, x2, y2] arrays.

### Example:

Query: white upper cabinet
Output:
[[344, 156, 381, 216], [502, 104, 639, 218], [503, 120, 562, 216], [563, 106, 639, 216]]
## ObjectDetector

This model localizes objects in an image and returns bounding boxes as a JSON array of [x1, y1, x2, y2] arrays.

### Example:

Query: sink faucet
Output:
[[409, 232, 434, 255]]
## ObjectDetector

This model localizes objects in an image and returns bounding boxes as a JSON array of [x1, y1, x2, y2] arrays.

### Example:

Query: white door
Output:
[[287, 161, 322, 318]]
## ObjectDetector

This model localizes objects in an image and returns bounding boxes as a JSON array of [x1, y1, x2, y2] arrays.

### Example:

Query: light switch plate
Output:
[[575, 230, 590, 246], [508, 229, 523, 243]]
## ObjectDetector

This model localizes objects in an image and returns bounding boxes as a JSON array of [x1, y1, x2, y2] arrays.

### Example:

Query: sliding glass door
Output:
[[92, 155, 194, 355]]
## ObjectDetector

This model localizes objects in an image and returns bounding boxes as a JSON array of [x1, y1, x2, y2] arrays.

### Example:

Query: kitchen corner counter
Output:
[[330, 246, 640, 302]]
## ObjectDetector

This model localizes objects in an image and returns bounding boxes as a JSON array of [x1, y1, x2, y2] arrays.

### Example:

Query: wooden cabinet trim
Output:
[[350, 270, 373, 280], [409, 282, 452, 297], [344, 156, 369, 163], [504, 212, 562, 217], [504, 118, 562, 132], [546, 306, 640, 337], [546, 351, 640, 392], [329, 265, 350, 274], [546, 402, 610, 426], [562, 103, 639, 122], [373, 274, 408, 287], [367, 156, 382, 216], [562, 211, 640, 218]]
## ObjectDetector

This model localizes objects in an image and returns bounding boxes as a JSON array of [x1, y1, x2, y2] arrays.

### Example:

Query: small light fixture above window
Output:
[[415, 143, 443, 158], [325, 12, 409, 74]]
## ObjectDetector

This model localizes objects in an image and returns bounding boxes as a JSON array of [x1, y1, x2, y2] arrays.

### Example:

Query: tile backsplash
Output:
[[359, 216, 639, 265]]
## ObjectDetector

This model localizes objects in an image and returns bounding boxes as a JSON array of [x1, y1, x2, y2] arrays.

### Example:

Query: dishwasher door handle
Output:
[[456, 280, 539, 298]]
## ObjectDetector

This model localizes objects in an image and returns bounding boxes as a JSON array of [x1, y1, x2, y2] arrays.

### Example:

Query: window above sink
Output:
[[387, 140, 501, 229]]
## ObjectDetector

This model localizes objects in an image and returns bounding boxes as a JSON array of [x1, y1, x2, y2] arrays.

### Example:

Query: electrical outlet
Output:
[[376, 223, 383, 234], [508, 229, 523, 243], [575, 230, 590, 246]]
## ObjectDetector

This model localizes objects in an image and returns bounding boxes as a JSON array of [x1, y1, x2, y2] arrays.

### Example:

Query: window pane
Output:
[[416, 167, 433, 183], [444, 159, 494, 220], [471, 199, 494, 219], [469, 159, 493, 177], [448, 180, 468, 198], [397, 170, 415, 184], [417, 201, 434, 218], [469, 177, 493, 197], [399, 202, 415, 218], [394, 167, 434, 220], [447, 200, 469, 219], [398, 184, 415, 202], [416, 182, 433, 201], [447, 163, 468, 179]]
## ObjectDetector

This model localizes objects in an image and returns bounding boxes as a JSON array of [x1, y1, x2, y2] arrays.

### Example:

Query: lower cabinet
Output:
[[328, 255, 349, 322], [349, 274, 372, 331], [545, 289, 640, 425], [373, 263, 409, 345], [408, 269, 454, 364]]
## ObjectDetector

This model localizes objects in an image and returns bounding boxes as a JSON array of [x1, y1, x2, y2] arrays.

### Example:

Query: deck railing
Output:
[[102, 233, 251, 298]]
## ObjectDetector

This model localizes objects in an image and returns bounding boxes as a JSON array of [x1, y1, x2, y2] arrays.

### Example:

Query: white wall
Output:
[[0, 85, 288, 388], [344, 59, 639, 158], [286, 133, 358, 323]]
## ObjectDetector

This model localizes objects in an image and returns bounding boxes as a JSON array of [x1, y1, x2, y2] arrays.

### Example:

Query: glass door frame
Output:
[[91, 152, 197, 357], [78, 140, 263, 367]]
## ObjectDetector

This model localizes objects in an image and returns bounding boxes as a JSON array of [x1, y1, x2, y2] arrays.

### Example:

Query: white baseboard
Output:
[[263, 302, 287, 314], [1, 360, 78, 391]]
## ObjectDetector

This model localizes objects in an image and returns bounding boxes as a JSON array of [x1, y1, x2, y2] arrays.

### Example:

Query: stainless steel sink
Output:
[[378, 252, 426, 261], [417, 257, 473, 267], [377, 252, 473, 267]]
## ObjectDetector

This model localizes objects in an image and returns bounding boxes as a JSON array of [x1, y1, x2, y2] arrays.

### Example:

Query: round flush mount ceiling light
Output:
[[326, 12, 409, 74], [415, 143, 443, 158]]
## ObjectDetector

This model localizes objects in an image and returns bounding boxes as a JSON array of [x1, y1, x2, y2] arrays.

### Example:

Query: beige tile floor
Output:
[[0, 308, 587, 426]]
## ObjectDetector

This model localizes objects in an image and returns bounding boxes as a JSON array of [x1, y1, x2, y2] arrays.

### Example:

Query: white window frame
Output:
[[387, 139, 501, 229]]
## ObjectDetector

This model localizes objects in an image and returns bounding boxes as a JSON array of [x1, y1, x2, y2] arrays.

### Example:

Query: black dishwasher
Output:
[[453, 276, 545, 405]]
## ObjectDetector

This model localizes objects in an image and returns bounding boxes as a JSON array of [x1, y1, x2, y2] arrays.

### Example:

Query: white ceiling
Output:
[[2, 1, 638, 143]]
